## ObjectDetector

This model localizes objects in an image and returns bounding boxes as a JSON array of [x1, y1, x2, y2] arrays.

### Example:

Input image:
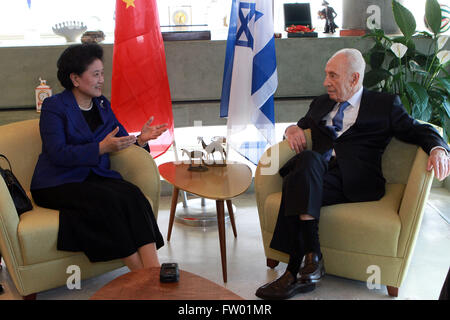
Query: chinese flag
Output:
[[112, 0, 174, 158]]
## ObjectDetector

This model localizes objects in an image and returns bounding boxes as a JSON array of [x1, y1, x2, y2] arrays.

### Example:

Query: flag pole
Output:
[[172, 133, 188, 208]]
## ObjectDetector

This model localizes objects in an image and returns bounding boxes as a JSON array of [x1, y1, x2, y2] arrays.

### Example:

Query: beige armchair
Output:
[[255, 130, 434, 297], [0, 119, 161, 299]]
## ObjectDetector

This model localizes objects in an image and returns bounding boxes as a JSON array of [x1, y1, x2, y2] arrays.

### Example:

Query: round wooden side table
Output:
[[158, 161, 252, 282]]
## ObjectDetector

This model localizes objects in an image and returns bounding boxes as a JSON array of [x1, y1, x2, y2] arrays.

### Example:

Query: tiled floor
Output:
[[0, 109, 449, 300]]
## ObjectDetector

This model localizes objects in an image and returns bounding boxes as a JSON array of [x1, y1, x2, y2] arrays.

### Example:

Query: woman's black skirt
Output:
[[31, 173, 164, 262]]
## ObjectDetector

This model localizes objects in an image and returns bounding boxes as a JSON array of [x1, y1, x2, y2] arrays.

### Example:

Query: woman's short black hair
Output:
[[57, 43, 103, 90]]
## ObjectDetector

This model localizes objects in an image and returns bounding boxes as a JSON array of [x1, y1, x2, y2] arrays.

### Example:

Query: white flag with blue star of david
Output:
[[220, 0, 277, 165]]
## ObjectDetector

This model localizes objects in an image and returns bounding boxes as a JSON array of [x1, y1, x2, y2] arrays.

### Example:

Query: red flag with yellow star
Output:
[[112, 0, 174, 158]]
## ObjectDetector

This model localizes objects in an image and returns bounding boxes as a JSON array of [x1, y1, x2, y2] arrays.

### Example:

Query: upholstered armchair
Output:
[[0, 119, 161, 299], [255, 129, 434, 297]]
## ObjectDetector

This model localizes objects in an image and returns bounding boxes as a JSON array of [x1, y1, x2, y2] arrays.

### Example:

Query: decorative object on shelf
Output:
[[283, 3, 318, 38], [197, 136, 227, 166], [162, 5, 209, 41], [169, 5, 192, 31], [52, 21, 87, 43], [361, 0, 450, 141], [181, 148, 208, 172], [318, 0, 338, 34], [35, 77, 52, 113], [286, 24, 316, 34], [81, 30, 105, 43]]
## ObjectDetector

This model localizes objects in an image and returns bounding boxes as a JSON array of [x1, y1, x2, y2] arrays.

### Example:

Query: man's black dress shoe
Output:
[[299, 252, 325, 283], [255, 271, 316, 300]]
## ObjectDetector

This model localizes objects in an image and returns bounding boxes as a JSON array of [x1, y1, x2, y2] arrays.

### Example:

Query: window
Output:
[[0, 0, 443, 47]]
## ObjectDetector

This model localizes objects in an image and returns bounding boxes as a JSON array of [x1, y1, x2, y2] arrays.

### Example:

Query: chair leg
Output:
[[387, 286, 399, 297], [23, 293, 37, 300], [267, 258, 279, 269]]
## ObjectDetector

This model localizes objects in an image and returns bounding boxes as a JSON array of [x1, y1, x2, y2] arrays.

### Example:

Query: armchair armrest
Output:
[[397, 148, 434, 257], [110, 145, 161, 217], [0, 175, 24, 267]]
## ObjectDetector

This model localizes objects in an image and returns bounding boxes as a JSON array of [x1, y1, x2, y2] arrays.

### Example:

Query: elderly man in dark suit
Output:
[[256, 48, 450, 300]]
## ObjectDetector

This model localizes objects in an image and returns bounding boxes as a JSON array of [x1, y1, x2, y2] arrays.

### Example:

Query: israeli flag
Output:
[[220, 0, 277, 165]]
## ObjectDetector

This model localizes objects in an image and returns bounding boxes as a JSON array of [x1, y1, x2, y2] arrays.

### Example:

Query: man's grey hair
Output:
[[330, 48, 366, 85]]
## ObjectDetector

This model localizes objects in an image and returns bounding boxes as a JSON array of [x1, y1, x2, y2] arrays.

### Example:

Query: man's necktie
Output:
[[331, 101, 350, 135], [324, 101, 350, 162]]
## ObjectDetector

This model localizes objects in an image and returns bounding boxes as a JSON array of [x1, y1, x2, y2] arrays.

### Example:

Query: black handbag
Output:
[[0, 154, 33, 215]]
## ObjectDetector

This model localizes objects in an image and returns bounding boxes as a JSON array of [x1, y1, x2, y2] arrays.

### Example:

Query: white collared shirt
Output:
[[322, 86, 364, 138]]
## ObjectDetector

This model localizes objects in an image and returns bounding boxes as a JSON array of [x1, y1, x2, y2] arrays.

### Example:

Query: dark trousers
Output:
[[270, 150, 349, 255]]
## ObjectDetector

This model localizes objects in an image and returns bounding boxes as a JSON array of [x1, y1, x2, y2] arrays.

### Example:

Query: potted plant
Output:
[[362, 0, 450, 141]]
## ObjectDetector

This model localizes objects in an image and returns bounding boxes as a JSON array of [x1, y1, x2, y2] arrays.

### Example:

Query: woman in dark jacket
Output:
[[31, 43, 167, 271]]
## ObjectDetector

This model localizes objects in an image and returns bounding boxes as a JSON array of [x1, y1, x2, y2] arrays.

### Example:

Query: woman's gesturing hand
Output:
[[136, 116, 168, 146], [99, 127, 136, 155]]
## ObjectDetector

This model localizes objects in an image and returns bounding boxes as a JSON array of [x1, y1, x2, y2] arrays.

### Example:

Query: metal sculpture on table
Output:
[[181, 148, 207, 171], [197, 136, 227, 166]]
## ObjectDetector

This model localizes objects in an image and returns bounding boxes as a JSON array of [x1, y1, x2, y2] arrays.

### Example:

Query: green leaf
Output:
[[392, 0, 416, 39], [443, 114, 450, 143], [409, 60, 429, 76], [363, 69, 392, 88], [421, 105, 433, 122], [438, 109, 450, 142], [435, 78, 450, 95], [416, 31, 434, 38], [362, 28, 385, 40], [405, 82, 430, 116], [401, 94, 412, 114], [425, 0, 442, 35], [392, 72, 403, 82], [442, 96, 450, 118], [442, 60, 450, 69]]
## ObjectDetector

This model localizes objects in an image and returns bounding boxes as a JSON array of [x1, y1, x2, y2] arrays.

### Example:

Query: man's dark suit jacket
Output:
[[292, 88, 449, 203]]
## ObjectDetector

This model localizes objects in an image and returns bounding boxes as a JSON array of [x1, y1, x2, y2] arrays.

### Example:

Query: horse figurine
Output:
[[197, 136, 227, 165], [181, 148, 207, 171]]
